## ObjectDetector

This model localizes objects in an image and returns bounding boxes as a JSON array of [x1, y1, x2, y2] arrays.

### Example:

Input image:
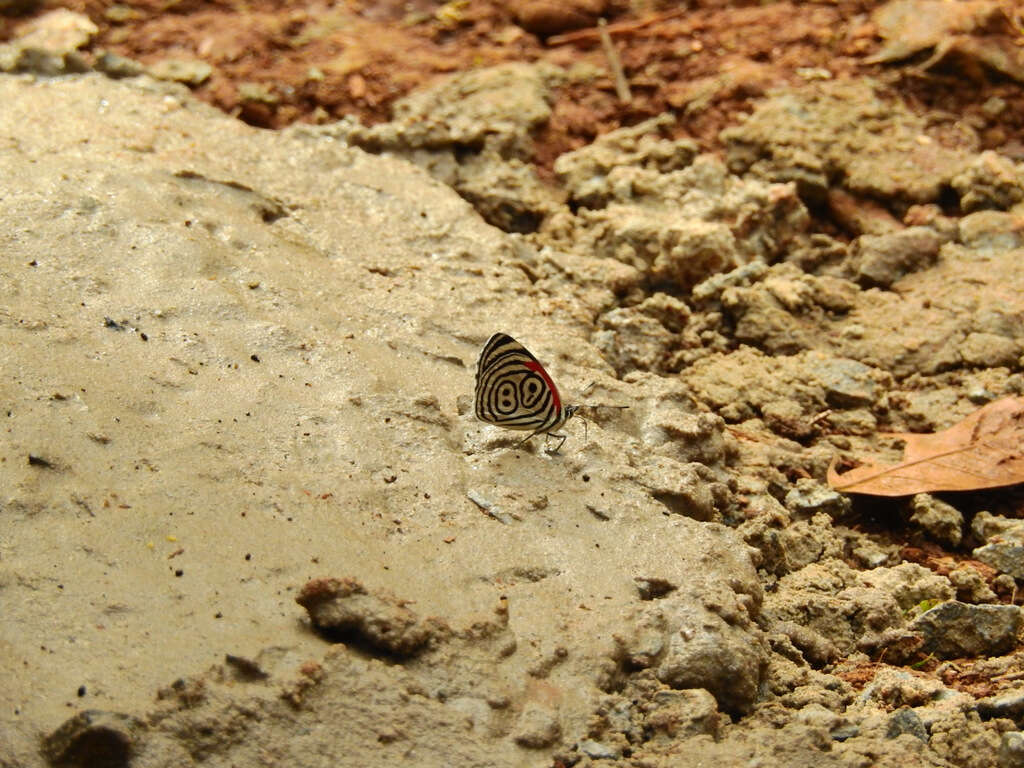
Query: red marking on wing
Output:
[[524, 360, 561, 411]]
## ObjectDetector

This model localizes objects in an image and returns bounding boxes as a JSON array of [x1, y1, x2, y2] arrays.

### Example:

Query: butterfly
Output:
[[474, 333, 580, 453]]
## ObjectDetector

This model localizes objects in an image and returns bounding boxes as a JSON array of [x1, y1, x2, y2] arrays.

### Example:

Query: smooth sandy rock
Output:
[[0, 73, 765, 765]]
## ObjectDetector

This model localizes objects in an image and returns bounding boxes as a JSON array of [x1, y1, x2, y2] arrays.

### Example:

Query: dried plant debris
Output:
[[829, 396, 1024, 496], [866, 0, 1024, 84]]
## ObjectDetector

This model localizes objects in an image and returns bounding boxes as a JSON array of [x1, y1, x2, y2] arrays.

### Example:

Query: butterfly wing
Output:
[[475, 333, 565, 433]]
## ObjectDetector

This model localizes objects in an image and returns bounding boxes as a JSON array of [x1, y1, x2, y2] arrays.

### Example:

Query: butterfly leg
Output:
[[515, 429, 543, 449], [544, 432, 568, 454]]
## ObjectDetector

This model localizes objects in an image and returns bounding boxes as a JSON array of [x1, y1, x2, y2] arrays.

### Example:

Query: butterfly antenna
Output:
[[578, 383, 629, 413]]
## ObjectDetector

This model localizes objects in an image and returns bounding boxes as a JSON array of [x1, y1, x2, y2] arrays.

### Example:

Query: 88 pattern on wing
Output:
[[474, 333, 579, 450]]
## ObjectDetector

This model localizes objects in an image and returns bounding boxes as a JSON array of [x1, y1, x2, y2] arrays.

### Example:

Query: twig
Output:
[[992, 670, 1024, 682], [598, 18, 632, 104], [810, 409, 833, 426], [467, 490, 519, 524], [547, 7, 689, 46]]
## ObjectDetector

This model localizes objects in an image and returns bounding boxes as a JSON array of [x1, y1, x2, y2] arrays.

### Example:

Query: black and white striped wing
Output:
[[474, 333, 566, 433]]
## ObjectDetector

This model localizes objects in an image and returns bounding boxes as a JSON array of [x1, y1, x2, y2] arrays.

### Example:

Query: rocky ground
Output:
[[2, 2, 1024, 767]]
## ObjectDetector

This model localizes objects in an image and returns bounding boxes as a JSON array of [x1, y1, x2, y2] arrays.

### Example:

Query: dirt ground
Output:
[[2, 1, 1024, 767], [4, 0, 1024, 165]]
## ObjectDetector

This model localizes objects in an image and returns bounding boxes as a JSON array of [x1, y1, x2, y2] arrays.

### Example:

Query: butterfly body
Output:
[[475, 333, 579, 452]]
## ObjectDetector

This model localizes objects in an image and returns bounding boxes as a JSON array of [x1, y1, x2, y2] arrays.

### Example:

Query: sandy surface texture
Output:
[[2, 4, 1024, 767], [0, 73, 763, 766]]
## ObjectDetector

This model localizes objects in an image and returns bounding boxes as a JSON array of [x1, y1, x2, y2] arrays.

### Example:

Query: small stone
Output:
[[795, 702, 842, 731], [653, 617, 766, 716], [907, 493, 963, 547], [959, 211, 1024, 252], [634, 457, 720, 522], [238, 81, 279, 104], [886, 707, 927, 742], [0, 8, 95, 74], [851, 227, 945, 288], [831, 723, 860, 741], [971, 512, 1024, 579], [578, 739, 620, 759], [1000, 731, 1024, 768], [825, 408, 877, 436], [973, 512, 1024, 543], [104, 4, 142, 23], [224, 653, 269, 680], [827, 186, 904, 234], [948, 566, 997, 604], [973, 541, 1024, 580], [951, 151, 1024, 213], [513, 705, 561, 748], [454, 155, 555, 234], [903, 203, 956, 234], [603, 697, 639, 741], [13, 9, 97, 53], [692, 261, 768, 302], [645, 688, 720, 740], [785, 479, 852, 518], [762, 399, 813, 440], [911, 601, 1022, 659], [850, 540, 891, 569], [982, 97, 1007, 118], [978, 688, 1024, 719], [860, 563, 954, 611], [967, 385, 996, 404], [813, 357, 877, 408], [773, 620, 840, 667], [147, 58, 213, 86], [859, 667, 948, 708], [595, 305, 680, 376], [93, 50, 144, 78]]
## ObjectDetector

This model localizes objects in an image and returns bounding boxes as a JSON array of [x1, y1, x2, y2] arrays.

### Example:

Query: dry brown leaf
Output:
[[865, 0, 1024, 84], [828, 396, 1024, 496]]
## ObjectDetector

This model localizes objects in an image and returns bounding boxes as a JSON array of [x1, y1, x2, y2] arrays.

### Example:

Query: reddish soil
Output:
[[4, 0, 1024, 172]]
